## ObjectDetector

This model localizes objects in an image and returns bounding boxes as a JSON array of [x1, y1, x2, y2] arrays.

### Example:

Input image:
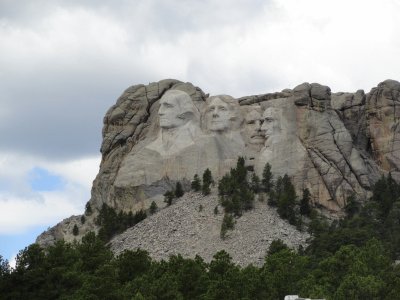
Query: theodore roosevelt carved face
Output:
[[204, 95, 242, 132], [158, 90, 197, 129], [243, 106, 264, 145]]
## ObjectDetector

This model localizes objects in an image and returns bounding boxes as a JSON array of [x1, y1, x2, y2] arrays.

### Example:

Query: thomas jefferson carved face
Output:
[[244, 108, 264, 145], [206, 97, 231, 131], [204, 95, 242, 133], [158, 90, 196, 129], [261, 107, 281, 142]]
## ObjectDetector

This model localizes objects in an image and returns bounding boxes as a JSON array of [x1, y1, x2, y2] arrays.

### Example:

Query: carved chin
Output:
[[250, 136, 265, 144], [160, 121, 171, 128], [210, 121, 229, 131]]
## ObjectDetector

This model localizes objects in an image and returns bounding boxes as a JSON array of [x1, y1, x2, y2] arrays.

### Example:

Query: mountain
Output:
[[37, 79, 400, 263]]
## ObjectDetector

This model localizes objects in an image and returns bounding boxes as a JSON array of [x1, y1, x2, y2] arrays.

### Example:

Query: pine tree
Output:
[[268, 175, 282, 207], [191, 174, 201, 191], [251, 173, 261, 193], [85, 202, 92, 215], [164, 190, 175, 206], [262, 163, 273, 193], [149, 201, 158, 214], [72, 224, 79, 236], [345, 193, 359, 218], [300, 188, 312, 216], [175, 181, 184, 198], [277, 175, 297, 225], [220, 213, 235, 239], [202, 168, 213, 195], [217, 157, 254, 216]]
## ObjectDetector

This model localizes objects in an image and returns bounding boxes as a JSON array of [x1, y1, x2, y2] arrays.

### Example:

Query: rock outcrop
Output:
[[37, 79, 400, 254]]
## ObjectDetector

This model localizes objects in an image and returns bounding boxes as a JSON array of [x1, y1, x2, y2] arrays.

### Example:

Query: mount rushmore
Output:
[[37, 78, 400, 245]]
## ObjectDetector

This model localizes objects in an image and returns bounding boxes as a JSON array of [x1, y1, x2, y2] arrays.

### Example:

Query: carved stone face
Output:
[[244, 109, 264, 145], [158, 91, 191, 129], [260, 107, 281, 142], [206, 97, 231, 131]]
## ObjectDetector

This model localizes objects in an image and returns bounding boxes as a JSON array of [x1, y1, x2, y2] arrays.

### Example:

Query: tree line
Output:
[[2, 168, 400, 298]]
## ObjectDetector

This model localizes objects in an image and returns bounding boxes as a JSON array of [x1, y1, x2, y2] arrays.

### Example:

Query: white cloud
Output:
[[0, 152, 100, 234], [0, 189, 79, 234], [41, 156, 100, 190], [9, 253, 17, 269]]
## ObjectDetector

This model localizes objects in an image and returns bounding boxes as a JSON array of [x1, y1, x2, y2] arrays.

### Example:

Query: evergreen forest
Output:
[[1, 169, 400, 299]]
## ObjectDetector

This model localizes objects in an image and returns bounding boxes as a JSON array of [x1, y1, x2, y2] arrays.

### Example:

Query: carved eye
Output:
[[264, 118, 273, 123], [164, 103, 173, 108], [207, 106, 215, 112], [219, 106, 227, 111], [247, 120, 255, 125]]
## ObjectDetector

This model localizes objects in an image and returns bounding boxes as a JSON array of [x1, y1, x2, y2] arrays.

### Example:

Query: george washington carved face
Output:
[[158, 90, 197, 129]]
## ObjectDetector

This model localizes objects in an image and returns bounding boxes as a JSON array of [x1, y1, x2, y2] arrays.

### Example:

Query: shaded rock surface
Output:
[[110, 190, 309, 267]]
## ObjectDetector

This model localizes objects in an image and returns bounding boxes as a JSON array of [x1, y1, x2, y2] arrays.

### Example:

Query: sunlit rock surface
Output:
[[37, 79, 399, 251]]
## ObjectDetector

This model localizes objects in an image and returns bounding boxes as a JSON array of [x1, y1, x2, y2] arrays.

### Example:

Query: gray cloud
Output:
[[1, 0, 399, 162]]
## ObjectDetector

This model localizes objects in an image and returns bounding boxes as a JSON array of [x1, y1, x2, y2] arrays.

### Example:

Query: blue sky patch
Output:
[[0, 225, 49, 265], [29, 167, 65, 191]]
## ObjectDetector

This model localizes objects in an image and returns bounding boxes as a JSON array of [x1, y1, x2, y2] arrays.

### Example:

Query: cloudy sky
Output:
[[1, 0, 400, 265]]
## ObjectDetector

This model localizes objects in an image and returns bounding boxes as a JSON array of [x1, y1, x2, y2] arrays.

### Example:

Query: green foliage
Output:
[[191, 174, 201, 191], [267, 239, 289, 255], [218, 157, 255, 216], [345, 193, 360, 218], [261, 162, 273, 193], [80, 215, 86, 224], [268, 175, 282, 206], [85, 202, 92, 215], [149, 201, 158, 214], [115, 249, 151, 283], [0, 255, 10, 277], [300, 188, 311, 216], [372, 173, 400, 221], [72, 224, 79, 236], [3, 174, 400, 299], [262, 248, 309, 299], [164, 190, 175, 206], [96, 203, 147, 242], [276, 175, 297, 225], [220, 213, 235, 239], [202, 168, 213, 195], [250, 173, 261, 193], [214, 205, 219, 215], [175, 181, 184, 198]]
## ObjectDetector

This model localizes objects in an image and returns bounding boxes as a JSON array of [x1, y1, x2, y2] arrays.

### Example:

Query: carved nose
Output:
[[260, 124, 266, 131]]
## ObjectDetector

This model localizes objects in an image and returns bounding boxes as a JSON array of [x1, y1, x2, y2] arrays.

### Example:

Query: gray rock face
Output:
[[37, 79, 400, 253]]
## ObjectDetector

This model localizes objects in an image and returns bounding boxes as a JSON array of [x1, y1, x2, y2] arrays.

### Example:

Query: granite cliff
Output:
[[37, 79, 400, 261]]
